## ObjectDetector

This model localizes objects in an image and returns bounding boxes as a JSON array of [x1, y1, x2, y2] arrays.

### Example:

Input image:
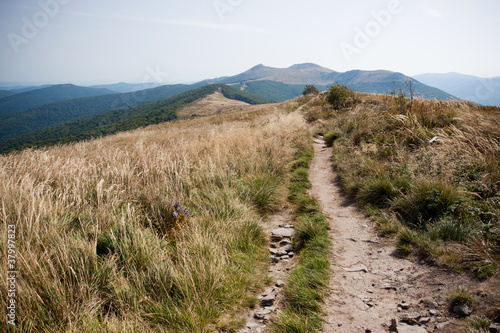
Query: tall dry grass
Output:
[[307, 93, 500, 278], [0, 105, 310, 332]]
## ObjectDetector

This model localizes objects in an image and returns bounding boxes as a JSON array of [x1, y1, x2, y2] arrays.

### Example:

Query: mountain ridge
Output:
[[202, 63, 455, 100], [0, 84, 115, 114]]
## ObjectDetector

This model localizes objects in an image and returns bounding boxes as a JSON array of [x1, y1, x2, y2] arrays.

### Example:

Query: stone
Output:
[[269, 248, 278, 255], [396, 325, 428, 333], [399, 302, 411, 310], [402, 312, 421, 324], [279, 224, 294, 228], [435, 321, 452, 330], [262, 287, 274, 296], [254, 308, 271, 319], [380, 285, 397, 291], [271, 228, 295, 240], [288, 252, 294, 258], [260, 290, 277, 306], [275, 249, 288, 257], [280, 244, 294, 253], [390, 318, 399, 329], [489, 323, 500, 333], [418, 317, 431, 324], [279, 239, 291, 247], [276, 280, 286, 287], [453, 304, 473, 316], [429, 309, 438, 316], [422, 300, 438, 308]]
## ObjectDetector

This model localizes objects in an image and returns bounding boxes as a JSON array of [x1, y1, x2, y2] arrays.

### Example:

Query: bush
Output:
[[327, 83, 359, 109], [449, 286, 476, 308], [324, 130, 342, 146], [393, 180, 464, 229], [302, 85, 319, 96]]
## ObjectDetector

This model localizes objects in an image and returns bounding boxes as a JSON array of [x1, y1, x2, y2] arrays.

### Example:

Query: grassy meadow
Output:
[[307, 89, 500, 278], [0, 100, 311, 332]]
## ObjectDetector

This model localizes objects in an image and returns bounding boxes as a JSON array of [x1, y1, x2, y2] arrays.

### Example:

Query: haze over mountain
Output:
[[413, 73, 500, 107], [90, 82, 164, 93], [0, 84, 115, 114]]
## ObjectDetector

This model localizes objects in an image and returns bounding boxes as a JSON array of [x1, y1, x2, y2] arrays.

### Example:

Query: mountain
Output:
[[0, 84, 115, 114], [90, 82, 163, 93], [413, 73, 500, 106], [0, 90, 16, 99], [0, 84, 208, 142], [204, 63, 338, 86], [335, 70, 455, 100], [203, 64, 456, 101], [10, 84, 54, 93], [0, 85, 268, 154]]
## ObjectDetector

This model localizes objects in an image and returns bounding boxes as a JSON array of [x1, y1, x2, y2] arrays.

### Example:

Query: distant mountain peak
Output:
[[249, 64, 269, 71], [289, 63, 325, 70]]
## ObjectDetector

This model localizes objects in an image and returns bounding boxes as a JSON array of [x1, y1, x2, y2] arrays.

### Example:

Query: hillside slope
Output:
[[0, 96, 309, 332], [0, 84, 115, 114], [0, 90, 16, 99], [0, 85, 269, 153], [0, 84, 206, 143]]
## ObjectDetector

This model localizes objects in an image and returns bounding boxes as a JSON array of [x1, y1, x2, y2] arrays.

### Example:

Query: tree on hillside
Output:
[[302, 85, 319, 96]]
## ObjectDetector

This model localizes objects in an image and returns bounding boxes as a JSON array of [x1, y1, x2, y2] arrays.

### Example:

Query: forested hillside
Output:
[[0, 85, 269, 154]]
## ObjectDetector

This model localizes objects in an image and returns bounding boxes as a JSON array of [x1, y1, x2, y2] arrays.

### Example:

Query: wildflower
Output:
[[174, 202, 180, 208], [184, 209, 189, 215], [177, 207, 182, 212], [173, 212, 179, 218]]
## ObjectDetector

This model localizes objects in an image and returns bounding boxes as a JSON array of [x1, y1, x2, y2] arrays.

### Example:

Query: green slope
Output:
[[0, 90, 16, 99], [334, 70, 456, 100], [0, 84, 115, 114], [0, 84, 206, 142], [0, 85, 269, 154], [234, 80, 328, 102]]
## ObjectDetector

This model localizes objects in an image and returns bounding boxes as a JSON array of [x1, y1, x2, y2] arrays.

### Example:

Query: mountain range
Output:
[[1, 63, 488, 154], [413, 72, 500, 107], [0, 84, 114, 114]]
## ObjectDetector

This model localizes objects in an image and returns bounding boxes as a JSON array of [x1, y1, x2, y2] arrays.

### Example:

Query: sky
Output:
[[1, 0, 499, 85]]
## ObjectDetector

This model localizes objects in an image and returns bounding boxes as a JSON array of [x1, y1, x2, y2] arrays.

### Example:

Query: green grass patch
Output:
[[270, 143, 331, 333]]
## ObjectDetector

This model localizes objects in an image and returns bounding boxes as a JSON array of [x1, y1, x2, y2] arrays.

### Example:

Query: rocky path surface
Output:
[[309, 138, 496, 333]]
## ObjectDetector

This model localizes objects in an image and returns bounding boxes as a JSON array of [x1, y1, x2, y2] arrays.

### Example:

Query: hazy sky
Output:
[[1, 0, 499, 85]]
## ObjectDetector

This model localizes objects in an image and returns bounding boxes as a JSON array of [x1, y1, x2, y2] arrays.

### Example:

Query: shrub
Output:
[[449, 286, 476, 308], [359, 177, 398, 208], [324, 130, 342, 146], [327, 83, 359, 109], [302, 85, 319, 96], [393, 179, 464, 229]]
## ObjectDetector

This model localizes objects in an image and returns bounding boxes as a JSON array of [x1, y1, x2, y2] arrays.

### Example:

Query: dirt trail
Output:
[[309, 138, 496, 333]]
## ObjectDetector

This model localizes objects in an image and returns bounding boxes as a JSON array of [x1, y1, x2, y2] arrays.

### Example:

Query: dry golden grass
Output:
[[0, 102, 310, 332]]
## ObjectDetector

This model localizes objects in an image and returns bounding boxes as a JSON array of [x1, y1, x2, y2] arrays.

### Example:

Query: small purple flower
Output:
[[177, 207, 182, 212], [184, 209, 189, 215], [174, 202, 180, 208], [173, 212, 179, 218]]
